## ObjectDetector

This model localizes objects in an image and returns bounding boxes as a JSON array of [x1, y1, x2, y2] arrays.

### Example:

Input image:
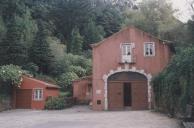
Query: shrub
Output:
[[0, 64, 26, 87], [60, 92, 72, 97], [45, 96, 74, 110], [45, 96, 65, 110], [57, 72, 79, 91], [152, 47, 194, 116], [69, 66, 86, 77], [53, 53, 92, 77]]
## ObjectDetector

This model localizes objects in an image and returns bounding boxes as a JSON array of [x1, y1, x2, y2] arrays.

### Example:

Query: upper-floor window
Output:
[[122, 44, 131, 56], [33, 88, 43, 101], [144, 42, 155, 56], [121, 43, 132, 63]]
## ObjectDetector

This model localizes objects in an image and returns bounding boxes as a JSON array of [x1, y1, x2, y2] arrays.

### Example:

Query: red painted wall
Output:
[[92, 26, 172, 110], [13, 76, 59, 110]]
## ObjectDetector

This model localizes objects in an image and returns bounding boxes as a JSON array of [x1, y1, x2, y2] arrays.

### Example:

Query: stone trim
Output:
[[103, 65, 152, 110]]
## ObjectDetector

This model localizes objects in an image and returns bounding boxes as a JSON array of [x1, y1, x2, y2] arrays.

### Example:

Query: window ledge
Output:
[[33, 99, 44, 101]]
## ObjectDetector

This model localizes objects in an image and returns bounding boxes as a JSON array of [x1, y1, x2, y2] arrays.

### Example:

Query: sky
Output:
[[170, 0, 193, 22]]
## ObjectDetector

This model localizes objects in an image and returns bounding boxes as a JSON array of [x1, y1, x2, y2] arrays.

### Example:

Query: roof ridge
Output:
[[90, 25, 171, 48], [22, 75, 60, 89]]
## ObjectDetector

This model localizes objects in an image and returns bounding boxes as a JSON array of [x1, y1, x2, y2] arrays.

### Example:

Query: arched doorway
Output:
[[107, 72, 148, 110]]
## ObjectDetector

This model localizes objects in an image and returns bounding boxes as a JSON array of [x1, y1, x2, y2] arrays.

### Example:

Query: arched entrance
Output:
[[103, 66, 152, 110], [107, 72, 148, 110]]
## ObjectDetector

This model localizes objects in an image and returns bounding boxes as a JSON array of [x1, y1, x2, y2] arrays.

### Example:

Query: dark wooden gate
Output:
[[16, 89, 32, 109]]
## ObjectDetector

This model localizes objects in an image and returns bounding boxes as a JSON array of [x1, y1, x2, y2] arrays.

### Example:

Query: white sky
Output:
[[170, 0, 193, 22]]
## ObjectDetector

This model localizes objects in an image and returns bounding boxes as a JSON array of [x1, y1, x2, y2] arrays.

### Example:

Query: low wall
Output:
[[0, 83, 12, 112], [0, 97, 11, 112]]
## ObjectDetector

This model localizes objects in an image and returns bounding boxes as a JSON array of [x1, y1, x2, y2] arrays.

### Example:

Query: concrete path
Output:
[[0, 106, 181, 128]]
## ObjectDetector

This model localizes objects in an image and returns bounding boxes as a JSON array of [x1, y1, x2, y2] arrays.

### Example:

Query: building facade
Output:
[[73, 26, 172, 111], [91, 26, 172, 111]]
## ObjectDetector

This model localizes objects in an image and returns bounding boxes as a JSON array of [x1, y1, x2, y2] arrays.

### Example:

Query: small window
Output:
[[144, 42, 155, 56], [33, 89, 43, 101], [122, 44, 131, 56], [97, 100, 101, 105]]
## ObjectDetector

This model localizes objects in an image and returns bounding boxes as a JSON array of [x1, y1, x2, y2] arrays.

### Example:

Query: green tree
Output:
[[187, 20, 194, 44], [83, 19, 105, 50], [69, 27, 84, 54], [57, 72, 79, 91], [69, 66, 86, 77], [29, 21, 54, 74], [51, 53, 92, 78], [0, 16, 6, 41], [50, 0, 94, 43], [153, 47, 194, 115], [0, 20, 28, 66], [108, 0, 137, 11], [123, 0, 180, 40], [96, 6, 122, 37]]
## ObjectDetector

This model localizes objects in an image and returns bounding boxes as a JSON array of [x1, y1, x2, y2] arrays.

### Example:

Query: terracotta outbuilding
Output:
[[73, 26, 173, 111], [73, 76, 92, 104], [12, 76, 60, 110]]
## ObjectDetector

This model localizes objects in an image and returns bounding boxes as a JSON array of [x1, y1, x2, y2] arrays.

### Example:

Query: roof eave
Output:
[[89, 26, 173, 48]]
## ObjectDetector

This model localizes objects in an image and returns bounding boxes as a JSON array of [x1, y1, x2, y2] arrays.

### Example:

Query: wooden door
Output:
[[16, 89, 32, 109], [108, 82, 123, 110]]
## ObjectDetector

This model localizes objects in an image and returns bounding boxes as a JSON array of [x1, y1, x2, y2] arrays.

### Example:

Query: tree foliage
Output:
[[29, 21, 54, 74], [0, 65, 25, 87], [123, 0, 180, 40], [52, 53, 92, 77], [96, 6, 122, 37], [69, 27, 84, 54], [153, 48, 194, 115], [57, 72, 79, 91], [0, 19, 28, 66], [83, 19, 105, 50]]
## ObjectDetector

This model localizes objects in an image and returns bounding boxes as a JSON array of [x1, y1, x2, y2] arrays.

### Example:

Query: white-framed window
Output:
[[122, 43, 131, 56], [144, 42, 155, 56], [33, 88, 43, 101], [121, 43, 133, 63]]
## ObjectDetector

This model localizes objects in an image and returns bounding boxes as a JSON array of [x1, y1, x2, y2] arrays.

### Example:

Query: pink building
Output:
[[73, 26, 172, 111]]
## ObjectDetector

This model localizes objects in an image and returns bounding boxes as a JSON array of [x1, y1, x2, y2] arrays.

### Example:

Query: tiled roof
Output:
[[23, 75, 60, 89]]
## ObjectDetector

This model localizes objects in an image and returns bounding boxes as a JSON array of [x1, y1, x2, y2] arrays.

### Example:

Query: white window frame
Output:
[[121, 43, 133, 63], [144, 42, 155, 57], [33, 88, 44, 101], [121, 43, 132, 56]]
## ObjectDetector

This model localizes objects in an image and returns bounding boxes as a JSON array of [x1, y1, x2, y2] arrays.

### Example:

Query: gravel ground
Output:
[[0, 106, 181, 128]]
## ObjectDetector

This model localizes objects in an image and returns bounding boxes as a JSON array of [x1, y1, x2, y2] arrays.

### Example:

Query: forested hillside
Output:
[[0, 0, 194, 113]]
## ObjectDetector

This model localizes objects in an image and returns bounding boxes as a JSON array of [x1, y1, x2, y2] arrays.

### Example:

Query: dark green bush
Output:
[[45, 96, 65, 110], [45, 96, 74, 110], [152, 47, 194, 116], [60, 92, 72, 97]]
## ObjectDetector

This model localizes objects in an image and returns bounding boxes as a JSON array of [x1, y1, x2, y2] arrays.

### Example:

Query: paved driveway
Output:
[[0, 106, 181, 128]]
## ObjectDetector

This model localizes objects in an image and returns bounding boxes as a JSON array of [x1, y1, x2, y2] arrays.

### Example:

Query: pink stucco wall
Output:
[[73, 77, 92, 104], [92, 26, 172, 110]]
